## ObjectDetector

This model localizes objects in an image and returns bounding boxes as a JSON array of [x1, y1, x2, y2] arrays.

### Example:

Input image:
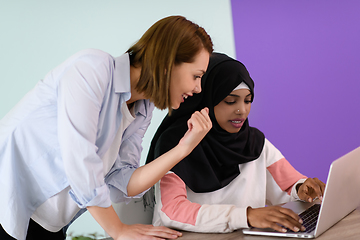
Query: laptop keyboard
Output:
[[288, 204, 321, 233]]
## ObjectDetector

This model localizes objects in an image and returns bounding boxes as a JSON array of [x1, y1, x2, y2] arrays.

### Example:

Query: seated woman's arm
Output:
[[264, 139, 325, 205], [153, 172, 249, 233]]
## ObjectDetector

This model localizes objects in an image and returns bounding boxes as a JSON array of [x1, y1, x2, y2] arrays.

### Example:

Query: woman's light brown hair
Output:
[[127, 15, 213, 112]]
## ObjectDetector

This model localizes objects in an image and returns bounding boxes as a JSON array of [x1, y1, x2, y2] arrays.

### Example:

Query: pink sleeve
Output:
[[160, 173, 201, 225], [267, 158, 307, 194]]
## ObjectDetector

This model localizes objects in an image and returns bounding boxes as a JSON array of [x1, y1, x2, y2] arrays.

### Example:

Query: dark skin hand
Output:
[[297, 177, 326, 202], [247, 177, 326, 233]]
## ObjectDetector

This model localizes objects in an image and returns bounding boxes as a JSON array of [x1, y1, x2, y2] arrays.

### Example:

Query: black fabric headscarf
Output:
[[146, 52, 265, 193]]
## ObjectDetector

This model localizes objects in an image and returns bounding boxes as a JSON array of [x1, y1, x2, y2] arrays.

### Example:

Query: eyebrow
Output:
[[228, 93, 252, 98]]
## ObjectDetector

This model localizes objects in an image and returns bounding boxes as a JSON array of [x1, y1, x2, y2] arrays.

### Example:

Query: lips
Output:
[[181, 93, 193, 102], [229, 118, 245, 128]]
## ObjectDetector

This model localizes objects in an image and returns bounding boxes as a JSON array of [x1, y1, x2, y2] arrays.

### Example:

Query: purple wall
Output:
[[231, 0, 360, 182]]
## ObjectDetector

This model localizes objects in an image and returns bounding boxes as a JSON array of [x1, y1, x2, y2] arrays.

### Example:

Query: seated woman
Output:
[[146, 52, 325, 234]]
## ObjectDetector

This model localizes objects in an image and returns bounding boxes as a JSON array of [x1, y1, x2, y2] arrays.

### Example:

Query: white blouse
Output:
[[31, 102, 135, 231]]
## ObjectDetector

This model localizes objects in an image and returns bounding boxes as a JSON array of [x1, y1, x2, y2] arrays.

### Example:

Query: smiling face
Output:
[[170, 48, 210, 109], [214, 88, 252, 133]]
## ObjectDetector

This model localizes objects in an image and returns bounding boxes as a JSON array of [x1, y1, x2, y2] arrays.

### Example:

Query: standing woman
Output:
[[0, 16, 213, 240], [147, 53, 325, 234]]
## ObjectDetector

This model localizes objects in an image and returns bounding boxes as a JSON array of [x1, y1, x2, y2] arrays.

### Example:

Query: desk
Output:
[[103, 207, 360, 240], [177, 207, 360, 240]]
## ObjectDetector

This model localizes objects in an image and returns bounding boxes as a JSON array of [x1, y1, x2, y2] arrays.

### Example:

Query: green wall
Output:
[[0, 1, 235, 237]]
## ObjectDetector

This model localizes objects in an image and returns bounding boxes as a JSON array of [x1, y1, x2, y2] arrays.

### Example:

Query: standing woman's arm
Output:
[[127, 108, 212, 196]]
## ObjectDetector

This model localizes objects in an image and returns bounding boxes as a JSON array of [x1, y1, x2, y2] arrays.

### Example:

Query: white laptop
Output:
[[242, 146, 360, 238]]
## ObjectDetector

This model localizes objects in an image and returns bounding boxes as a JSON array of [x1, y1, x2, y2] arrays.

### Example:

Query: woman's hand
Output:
[[115, 224, 182, 240], [247, 206, 306, 233], [88, 206, 181, 240], [178, 107, 212, 154], [297, 178, 326, 202]]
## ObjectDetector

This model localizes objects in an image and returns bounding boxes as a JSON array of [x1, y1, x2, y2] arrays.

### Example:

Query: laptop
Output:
[[242, 146, 360, 238]]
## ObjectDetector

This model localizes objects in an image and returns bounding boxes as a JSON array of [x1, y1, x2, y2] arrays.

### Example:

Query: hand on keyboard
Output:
[[287, 204, 321, 233], [247, 206, 306, 233]]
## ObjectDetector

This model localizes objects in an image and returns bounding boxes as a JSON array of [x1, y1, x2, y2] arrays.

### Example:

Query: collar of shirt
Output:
[[113, 53, 147, 118]]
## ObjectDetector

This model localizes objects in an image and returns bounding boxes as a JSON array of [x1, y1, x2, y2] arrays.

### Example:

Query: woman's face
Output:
[[214, 89, 252, 133], [170, 48, 210, 109]]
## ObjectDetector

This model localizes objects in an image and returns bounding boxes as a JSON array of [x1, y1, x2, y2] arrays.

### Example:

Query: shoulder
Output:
[[67, 49, 114, 68], [263, 138, 275, 149], [75, 48, 113, 59], [261, 138, 285, 166]]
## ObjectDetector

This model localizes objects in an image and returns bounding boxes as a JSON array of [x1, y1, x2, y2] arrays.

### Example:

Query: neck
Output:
[[127, 65, 143, 105]]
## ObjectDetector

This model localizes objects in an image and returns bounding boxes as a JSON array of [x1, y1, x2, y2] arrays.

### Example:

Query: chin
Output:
[[229, 130, 239, 133], [228, 128, 241, 133], [171, 103, 180, 110]]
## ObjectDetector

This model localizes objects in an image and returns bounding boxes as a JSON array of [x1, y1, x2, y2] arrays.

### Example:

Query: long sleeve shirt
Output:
[[0, 49, 154, 240], [152, 138, 306, 233]]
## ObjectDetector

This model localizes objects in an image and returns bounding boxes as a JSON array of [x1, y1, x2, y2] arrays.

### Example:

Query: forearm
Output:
[[127, 144, 189, 196], [87, 205, 124, 239], [160, 204, 248, 233], [153, 173, 247, 233]]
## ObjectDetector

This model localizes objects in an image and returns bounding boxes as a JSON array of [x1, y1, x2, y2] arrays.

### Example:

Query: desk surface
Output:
[[177, 207, 360, 240], [103, 207, 360, 240]]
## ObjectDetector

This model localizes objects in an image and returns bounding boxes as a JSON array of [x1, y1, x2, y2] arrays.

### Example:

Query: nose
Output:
[[235, 103, 246, 114], [194, 78, 202, 93]]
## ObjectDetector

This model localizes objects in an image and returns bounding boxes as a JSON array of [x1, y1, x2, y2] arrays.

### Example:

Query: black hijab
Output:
[[146, 53, 265, 193]]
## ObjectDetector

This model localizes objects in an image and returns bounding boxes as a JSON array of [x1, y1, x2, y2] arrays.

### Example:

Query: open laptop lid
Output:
[[242, 146, 360, 238], [314, 146, 360, 237]]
